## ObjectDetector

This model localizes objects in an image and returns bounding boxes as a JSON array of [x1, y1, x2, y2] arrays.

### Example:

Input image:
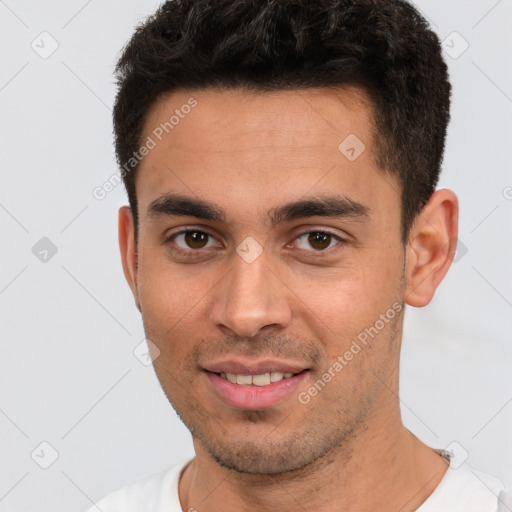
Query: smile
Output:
[[217, 371, 296, 386], [205, 369, 309, 410]]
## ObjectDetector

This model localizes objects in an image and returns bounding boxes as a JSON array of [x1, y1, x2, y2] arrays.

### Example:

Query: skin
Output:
[[119, 86, 459, 512]]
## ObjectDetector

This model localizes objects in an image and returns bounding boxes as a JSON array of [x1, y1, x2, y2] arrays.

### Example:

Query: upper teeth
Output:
[[220, 372, 295, 386]]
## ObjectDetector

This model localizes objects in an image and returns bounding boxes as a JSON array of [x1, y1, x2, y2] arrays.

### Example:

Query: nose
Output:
[[210, 248, 292, 338]]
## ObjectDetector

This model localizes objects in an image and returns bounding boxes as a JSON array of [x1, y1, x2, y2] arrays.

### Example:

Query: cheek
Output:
[[137, 248, 208, 318], [137, 259, 202, 350], [288, 262, 404, 370], [293, 255, 402, 325], [136, 255, 230, 374]]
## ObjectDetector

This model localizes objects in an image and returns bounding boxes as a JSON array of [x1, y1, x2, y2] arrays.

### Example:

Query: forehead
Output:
[[135, 86, 398, 227], [141, 85, 375, 158]]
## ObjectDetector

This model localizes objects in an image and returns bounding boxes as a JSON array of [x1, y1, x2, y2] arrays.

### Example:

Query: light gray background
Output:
[[0, 1, 511, 510]]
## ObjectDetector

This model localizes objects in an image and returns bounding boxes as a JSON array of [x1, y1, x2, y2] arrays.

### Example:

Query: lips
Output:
[[203, 359, 310, 410]]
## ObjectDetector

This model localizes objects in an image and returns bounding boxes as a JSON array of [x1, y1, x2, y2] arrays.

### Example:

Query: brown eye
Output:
[[308, 232, 331, 250], [184, 231, 209, 249], [169, 230, 220, 253], [295, 231, 342, 252]]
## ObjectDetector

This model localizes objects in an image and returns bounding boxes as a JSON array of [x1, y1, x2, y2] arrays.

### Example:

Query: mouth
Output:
[[213, 370, 302, 386], [203, 362, 310, 410]]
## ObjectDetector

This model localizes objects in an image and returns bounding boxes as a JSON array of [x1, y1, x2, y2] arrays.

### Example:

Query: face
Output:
[[125, 86, 407, 474]]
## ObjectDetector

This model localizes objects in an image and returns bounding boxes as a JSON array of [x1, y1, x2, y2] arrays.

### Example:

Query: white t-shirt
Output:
[[87, 449, 507, 512]]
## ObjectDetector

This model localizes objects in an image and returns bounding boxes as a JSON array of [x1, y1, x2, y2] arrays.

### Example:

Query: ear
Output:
[[118, 206, 141, 311], [405, 189, 459, 307]]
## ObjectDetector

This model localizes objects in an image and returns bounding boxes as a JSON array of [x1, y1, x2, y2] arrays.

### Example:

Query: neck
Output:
[[179, 397, 449, 512]]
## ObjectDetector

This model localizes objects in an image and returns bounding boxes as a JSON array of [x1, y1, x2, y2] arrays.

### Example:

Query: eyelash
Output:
[[165, 229, 345, 257]]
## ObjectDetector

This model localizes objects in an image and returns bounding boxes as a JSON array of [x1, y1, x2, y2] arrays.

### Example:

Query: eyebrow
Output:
[[147, 192, 370, 228]]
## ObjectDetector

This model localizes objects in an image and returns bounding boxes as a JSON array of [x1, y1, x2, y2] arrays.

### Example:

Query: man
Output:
[[88, 0, 506, 510]]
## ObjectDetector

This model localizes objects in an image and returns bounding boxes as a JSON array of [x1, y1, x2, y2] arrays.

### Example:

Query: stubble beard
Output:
[[159, 310, 403, 477]]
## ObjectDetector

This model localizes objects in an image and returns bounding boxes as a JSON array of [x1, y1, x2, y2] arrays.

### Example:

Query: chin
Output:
[[195, 426, 340, 475], [207, 442, 312, 474]]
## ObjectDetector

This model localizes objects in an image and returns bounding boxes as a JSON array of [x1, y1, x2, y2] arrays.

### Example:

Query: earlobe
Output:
[[118, 206, 141, 311], [404, 189, 459, 307]]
